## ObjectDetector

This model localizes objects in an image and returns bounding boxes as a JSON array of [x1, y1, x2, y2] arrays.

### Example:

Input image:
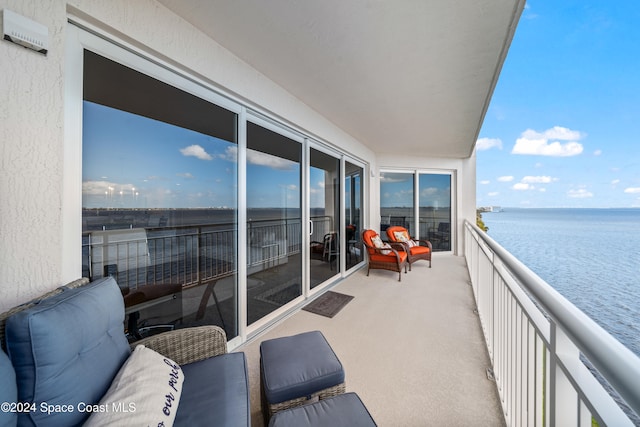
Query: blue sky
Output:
[[477, 1, 640, 208], [83, 102, 320, 209]]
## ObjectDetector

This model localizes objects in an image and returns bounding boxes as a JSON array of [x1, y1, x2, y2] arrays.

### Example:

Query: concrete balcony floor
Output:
[[239, 254, 505, 426]]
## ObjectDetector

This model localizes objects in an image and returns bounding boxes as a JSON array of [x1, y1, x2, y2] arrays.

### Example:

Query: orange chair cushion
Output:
[[410, 246, 430, 255], [370, 251, 407, 263]]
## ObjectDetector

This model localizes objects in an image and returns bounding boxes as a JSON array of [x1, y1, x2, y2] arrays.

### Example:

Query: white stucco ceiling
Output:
[[157, 0, 524, 159]]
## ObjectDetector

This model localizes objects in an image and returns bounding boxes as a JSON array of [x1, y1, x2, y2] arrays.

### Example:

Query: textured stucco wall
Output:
[[1, 0, 67, 310]]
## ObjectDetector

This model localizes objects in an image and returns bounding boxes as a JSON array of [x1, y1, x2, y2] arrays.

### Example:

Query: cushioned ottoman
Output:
[[260, 330, 345, 418], [175, 352, 250, 427], [268, 393, 376, 427]]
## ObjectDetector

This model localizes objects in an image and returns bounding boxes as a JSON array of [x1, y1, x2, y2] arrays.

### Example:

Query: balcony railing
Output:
[[82, 215, 334, 289], [464, 220, 640, 426]]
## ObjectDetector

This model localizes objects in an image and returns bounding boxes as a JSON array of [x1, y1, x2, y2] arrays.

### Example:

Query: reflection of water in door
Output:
[[309, 148, 341, 288], [246, 122, 302, 325]]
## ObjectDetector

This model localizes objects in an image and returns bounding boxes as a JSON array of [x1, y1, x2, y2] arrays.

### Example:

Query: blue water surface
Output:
[[482, 208, 640, 357]]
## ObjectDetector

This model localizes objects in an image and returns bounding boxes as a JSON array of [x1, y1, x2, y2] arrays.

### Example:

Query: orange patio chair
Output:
[[385, 226, 432, 269], [361, 229, 408, 281]]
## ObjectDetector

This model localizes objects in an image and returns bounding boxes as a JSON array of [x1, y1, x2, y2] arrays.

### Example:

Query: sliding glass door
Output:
[[419, 173, 451, 251], [82, 49, 240, 340], [75, 26, 368, 347], [380, 170, 453, 252], [246, 121, 303, 325], [309, 147, 341, 288], [379, 172, 415, 235], [345, 161, 364, 269]]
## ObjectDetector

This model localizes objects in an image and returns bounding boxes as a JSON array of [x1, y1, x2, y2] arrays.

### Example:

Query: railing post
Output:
[[549, 320, 579, 427]]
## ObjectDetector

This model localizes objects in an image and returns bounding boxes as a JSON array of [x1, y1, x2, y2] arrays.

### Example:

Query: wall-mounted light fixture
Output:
[[2, 9, 48, 55]]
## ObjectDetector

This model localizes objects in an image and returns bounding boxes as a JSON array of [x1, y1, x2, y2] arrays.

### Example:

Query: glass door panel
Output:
[[82, 50, 239, 341], [379, 172, 415, 236], [419, 173, 451, 251], [246, 122, 302, 325], [309, 148, 341, 288], [345, 161, 364, 269]]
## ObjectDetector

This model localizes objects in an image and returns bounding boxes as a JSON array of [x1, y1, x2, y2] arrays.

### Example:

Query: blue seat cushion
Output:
[[0, 349, 17, 427], [260, 331, 344, 404], [5, 277, 130, 427], [268, 393, 376, 427], [175, 352, 250, 427]]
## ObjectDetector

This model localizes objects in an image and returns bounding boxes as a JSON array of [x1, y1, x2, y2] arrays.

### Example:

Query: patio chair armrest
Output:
[[389, 241, 409, 252], [132, 325, 228, 365], [375, 244, 404, 263], [414, 239, 433, 251]]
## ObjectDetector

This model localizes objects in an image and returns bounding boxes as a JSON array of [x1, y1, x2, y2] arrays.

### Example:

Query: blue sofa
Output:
[[0, 277, 250, 427]]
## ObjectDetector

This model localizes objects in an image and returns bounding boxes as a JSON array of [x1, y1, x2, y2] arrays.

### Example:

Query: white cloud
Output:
[[567, 189, 593, 198], [498, 176, 514, 182], [176, 172, 194, 179], [512, 126, 584, 157], [476, 137, 503, 151], [247, 150, 296, 170], [421, 187, 439, 196], [82, 180, 139, 196], [594, 149, 602, 156], [380, 175, 410, 183], [611, 179, 620, 185], [624, 187, 640, 194], [180, 144, 213, 160], [479, 180, 490, 185], [488, 192, 499, 197], [513, 183, 534, 190], [522, 175, 555, 184]]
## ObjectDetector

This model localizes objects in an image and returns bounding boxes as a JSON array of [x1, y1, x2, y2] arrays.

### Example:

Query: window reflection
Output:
[[419, 174, 451, 251], [309, 148, 341, 288], [345, 162, 363, 269], [82, 51, 239, 340], [379, 172, 415, 235], [246, 122, 302, 325]]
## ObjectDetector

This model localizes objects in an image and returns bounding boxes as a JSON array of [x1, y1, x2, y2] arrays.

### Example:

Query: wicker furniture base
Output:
[[263, 381, 346, 417], [260, 331, 346, 422]]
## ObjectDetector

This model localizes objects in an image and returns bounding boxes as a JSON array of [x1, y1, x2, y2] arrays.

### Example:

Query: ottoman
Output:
[[268, 392, 376, 427], [260, 330, 345, 418]]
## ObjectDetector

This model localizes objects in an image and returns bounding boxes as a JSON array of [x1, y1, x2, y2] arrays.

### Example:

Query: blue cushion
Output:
[[260, 331, 344, 404], [268, 392, 376, 427], [5, 277, 130, 427], [175, 352, 250, 427], [0, 349, 17, 427]]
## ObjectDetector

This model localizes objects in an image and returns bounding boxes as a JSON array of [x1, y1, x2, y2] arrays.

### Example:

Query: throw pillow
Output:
[[84, 345, 184, 427], [370, 235, 392, 255], [370, 235, 384, 248], [394, 230, 417, 247], [393, 231, 410, 242]]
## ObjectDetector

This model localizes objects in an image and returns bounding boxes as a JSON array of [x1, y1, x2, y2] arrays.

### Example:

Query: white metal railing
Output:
[[83, 216, 331, 289], [464, 220, 640, 426]]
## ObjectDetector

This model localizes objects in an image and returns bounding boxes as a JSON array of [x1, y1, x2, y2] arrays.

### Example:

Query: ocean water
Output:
[[482, 208, 640, 358]]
